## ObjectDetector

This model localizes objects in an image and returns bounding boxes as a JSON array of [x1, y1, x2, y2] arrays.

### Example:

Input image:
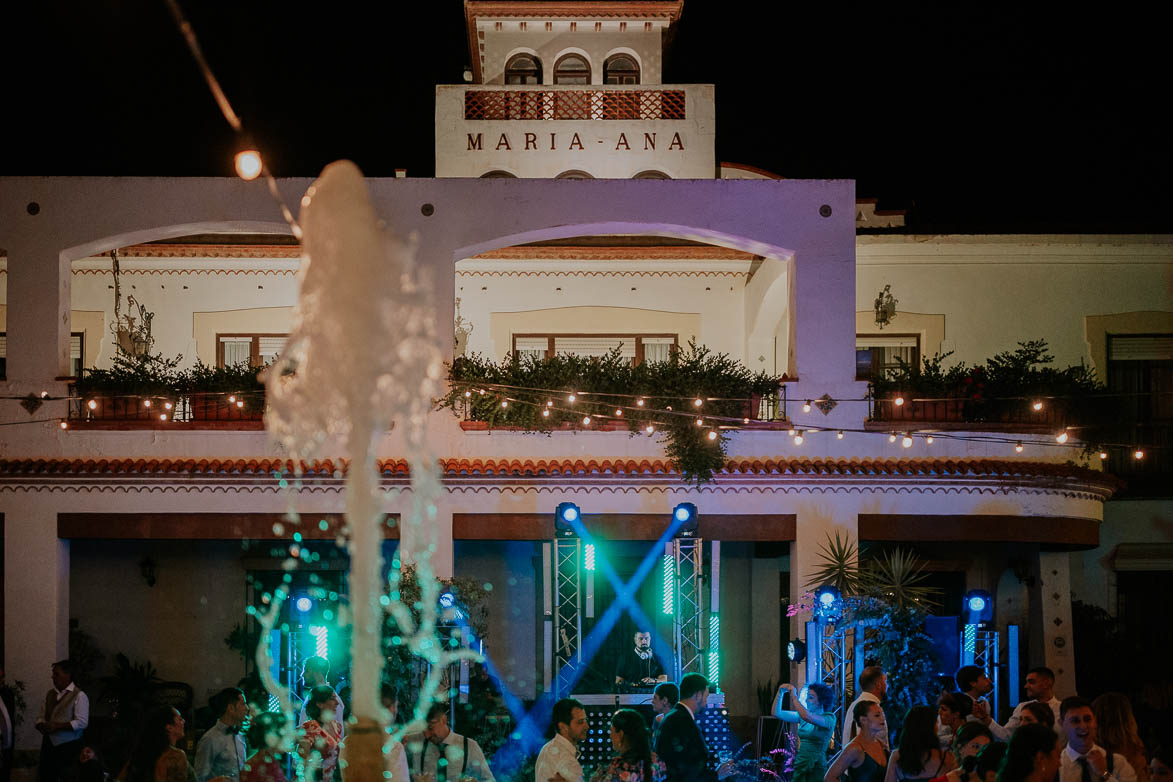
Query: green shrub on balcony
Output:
[[440, 342, 781, 485], [870, 339, 1105, 424]]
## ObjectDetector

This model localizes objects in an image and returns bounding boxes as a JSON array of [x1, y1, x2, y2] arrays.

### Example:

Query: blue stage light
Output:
[[968, 595, 987, 613], [671, 503, 698, 537], [295, 596, 313, 613], [439, 591, 455, 609], [787, 638, 807, 663], [554, 502, 581, 536], [963, 589, 994, 626], [674, 505, 692, 522], [812, 584, 842, 621]]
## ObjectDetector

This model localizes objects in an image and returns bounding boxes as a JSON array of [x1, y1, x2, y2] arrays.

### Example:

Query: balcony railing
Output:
[[867, 388, 1070, 430], [67, 388, 265, 429], [464, 88, 686, 121]]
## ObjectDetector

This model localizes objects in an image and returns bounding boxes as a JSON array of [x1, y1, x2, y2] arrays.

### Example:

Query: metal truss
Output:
[[805, 620, 855, 744], [672, 537, 704, 681], [554, 537, 583, 696], [962, 625, 1001, 720]]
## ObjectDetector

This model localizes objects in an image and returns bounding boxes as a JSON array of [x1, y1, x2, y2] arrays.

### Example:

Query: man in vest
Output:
[[34, 660, 89, 782], [405, 703, 495, 782]]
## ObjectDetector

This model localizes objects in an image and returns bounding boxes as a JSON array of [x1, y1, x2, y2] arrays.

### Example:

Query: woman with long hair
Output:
[[884, 706, 956, 782], [825, 701, 888, 782], [774, 683, 837, 782], [589, 708, 666, 782], [299, 685, 344, 781], [120, 705, 196, 782], [935, 723, 993, 782], [997, 723, 1059, 782], [1092, 693, 1150, 782]]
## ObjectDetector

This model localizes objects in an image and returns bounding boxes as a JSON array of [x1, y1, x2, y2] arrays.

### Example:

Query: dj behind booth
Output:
[[571, 627, 732, 775]]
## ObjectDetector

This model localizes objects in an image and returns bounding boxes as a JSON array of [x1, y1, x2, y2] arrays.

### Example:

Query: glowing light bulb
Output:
[[236, 400, 244, 408], [40, 391, 48, 398], [646, 424, 655, 434], [582, 416, 591, 425], [901, 435, 913, 448], [159, 413, 168, 421], [707, 430, 718, 441], [59, 421, 69, 430], [478, 389, 485, 395], [546, 400, 554, 407], [542, 409, 550, 417], [143, 399, 151, 408], [1015, 442, 1024, 453], [1099, 451, 1107, 460], [1134, 449, 1145, 460], [568, 394, 577, 403], [164, 401, 173, 410], [794, 431, 804, 445], [1056, 431, 1069, 444], [464, 390, 471, 398], [888, 434, 897, 443], [894, 396, 905, 406], [788, 428, 796, 437], [836, 430, 844, 440], [636, 398, 645, 407], [234, 149, 263, 181], [694, 398, 703, 407], [743, 418, 750, 424], [802, 400, 812, 413], [925, 436, 934, 445], [1032, 400, 1043, 411], [614, 409, 623, 417], [695, 418, 704, 426], [228, 395, 236, 403], [87, 399, 97, 410], [500, 400, 508, 408]]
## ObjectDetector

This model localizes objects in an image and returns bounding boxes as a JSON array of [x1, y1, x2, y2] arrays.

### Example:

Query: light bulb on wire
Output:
[[888, 434, 897, 443], [794, 431, 804, 445], [707, 430, 718, 441], [836, 430, 844, 440], [901, 435, 913, 448], [894, 396, 905, 406], [802, 400, 812, 413], [1015, 442, 1024, 453], [234, 148, 263, 181], [1134, 449, 1145, 460], [1032, 400, 1044, 411], [1056, 431, 1069, 444]]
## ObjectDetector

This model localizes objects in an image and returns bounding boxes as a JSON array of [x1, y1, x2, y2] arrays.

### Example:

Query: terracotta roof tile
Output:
[[0, 457, 1122, 489]]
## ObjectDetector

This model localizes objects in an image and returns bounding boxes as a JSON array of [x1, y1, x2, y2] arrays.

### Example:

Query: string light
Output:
[[143, 399, 152, 408], [788, 428, 796, 437], [1134, 449, 1145, 460], [693, 398, 703, 407], [836, 431, 844, 439], [164, 401, 173, 410], [464, 390, 472, 398], [568, 394, 577, 403], [228, 395, 236, 403], [802, 400, 812, 413], [1056, 431, 1069, 444], [614, 409, 623, 417], [236, 400, 244, 408], [1099, 450, 1108, 459], [894, 396, 905, 406], [707, 430, 718, 441], [59, 421, 69, 430], [234, 148, 263, 181], [1032, 401, 1044, 411], [1015, 442, 1024, 453], [87, 399, 97, 410], [695, 418, 704, 426], [888, 434, 897, 443], [542, 409, 550, 417], [901, 435, 913, 448], [500, 401, 508, 408], [582, 416, 591, 425], [925, 435, 934, 445], [159, 413, 168, 421], [636, 398, 645, 407], [546, 400, 554, 407], [794, 431, 804, 445], [646, 424, 655, 434]]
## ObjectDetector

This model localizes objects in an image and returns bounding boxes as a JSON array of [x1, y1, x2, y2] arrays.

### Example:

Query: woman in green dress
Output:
[[773, 682, 837, 782]]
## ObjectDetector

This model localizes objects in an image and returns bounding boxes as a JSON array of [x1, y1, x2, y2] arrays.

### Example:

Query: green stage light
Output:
[[708, 613, 720, 686], [662, 554, 675, 614], [584, 543, 596, 571]]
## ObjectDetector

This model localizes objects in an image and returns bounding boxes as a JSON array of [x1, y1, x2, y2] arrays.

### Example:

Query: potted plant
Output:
[[75, 351, 184, 420], [183, 361, 266, 421]]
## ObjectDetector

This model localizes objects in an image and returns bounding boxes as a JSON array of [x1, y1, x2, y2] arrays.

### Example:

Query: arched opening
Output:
[[553, 53, 591, 85], [603, 54, 640, 85], [480, 170, 518, 179], [633, 170, 671, 180], [554, 170, 594, 180], [504, 53, 542, 85]]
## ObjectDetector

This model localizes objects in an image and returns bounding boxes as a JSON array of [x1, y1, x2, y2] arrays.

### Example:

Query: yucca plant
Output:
[[803, 531, 864, 595], [864, 548, 940, 609]]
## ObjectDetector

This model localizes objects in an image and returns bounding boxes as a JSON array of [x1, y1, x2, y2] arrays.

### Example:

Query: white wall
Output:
[[1070, 499, 1173, 610]]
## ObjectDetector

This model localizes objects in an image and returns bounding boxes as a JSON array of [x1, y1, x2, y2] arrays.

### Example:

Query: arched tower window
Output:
[[553, 54, 591, 84], [555, 170, 594, 179], [603, 54, 640, 84], [480, 170, 517, 178], [504, 53, 542, 84], [633, 170, 671, 179]]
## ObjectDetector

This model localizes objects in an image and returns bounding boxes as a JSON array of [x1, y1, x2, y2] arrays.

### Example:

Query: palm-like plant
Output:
[[865, 548, 940, 609], [804, 531, 864, 595]]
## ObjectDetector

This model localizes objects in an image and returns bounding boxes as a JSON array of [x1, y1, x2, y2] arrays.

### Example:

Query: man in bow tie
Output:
[[195, 688, 247, 782]]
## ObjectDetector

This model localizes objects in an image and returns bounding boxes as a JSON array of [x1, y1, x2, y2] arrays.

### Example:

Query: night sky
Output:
[[3, 2, 1170, 233]]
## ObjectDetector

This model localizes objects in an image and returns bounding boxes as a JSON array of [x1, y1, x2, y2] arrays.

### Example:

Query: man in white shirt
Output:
[[956, 665, 994, 723], [35, 660, 89, 782], [842, 666, 889, 750], [194, 687, 248, 782], [298, 657, 345, 732], [979, 666, 1062, 740], [405, 703, 495, 782], [536, 698, 587, 782], [1058, 696, 1137, 782]]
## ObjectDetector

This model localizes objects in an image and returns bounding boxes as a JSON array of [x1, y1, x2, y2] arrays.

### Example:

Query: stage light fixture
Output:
[[813, 584, 842, 621], [787, 637, 807, 663], [295, 595, 313, 614], [963, 589, 994, 626], [554, 502, 581, 537], [672, 503, 699, 537]]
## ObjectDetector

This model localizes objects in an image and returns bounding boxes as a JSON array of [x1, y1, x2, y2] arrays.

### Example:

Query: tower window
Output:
[[603, 54, 640, 84], [504, 53, 542, 84], [553, 54, 591, 84]]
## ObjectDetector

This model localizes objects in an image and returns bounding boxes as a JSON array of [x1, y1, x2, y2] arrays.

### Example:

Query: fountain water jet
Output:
[[265, 161, 476, 778]]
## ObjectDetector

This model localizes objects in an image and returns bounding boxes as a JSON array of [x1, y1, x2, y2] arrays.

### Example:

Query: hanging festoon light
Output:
[[793, 431, 804, 445], [1055, 430, 1069, 444], [1032, 400, 1044, 411], [802, 400, 812, 413], [234, 140, 263, 181], [1015, 442, 1024, 453]]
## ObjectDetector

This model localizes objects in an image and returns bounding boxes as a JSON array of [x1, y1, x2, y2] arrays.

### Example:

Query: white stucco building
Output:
[[1, 0, 1170, 766]]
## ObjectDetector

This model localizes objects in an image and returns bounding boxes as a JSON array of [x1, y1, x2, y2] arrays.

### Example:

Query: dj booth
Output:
[[572, 692, 734, 772]]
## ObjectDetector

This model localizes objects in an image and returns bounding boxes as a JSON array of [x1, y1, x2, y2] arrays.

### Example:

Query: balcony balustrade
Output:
[[464, 87, 687, 121]]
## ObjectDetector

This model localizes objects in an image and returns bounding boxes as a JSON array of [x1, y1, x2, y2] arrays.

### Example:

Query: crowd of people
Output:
[[767, 664, 1170, 782], [11, 657, 1173, 782]]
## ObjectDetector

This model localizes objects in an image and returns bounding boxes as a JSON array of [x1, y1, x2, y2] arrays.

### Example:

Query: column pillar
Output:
[[790, 501, 858, 687], [1028, 551, 1076, 697], [3, 506, 69, 750], [4, 241, 72, 388], [397, 501, 454, 580]]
